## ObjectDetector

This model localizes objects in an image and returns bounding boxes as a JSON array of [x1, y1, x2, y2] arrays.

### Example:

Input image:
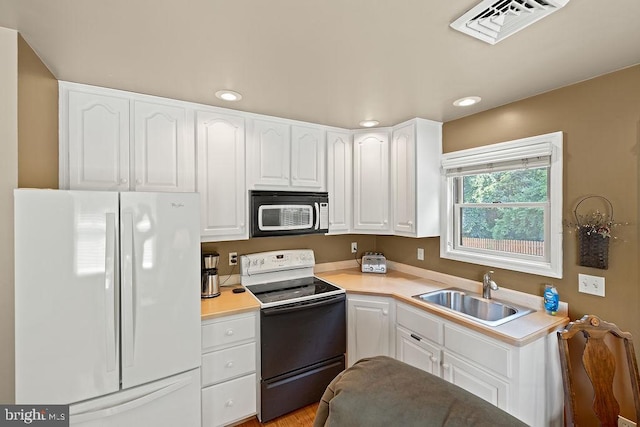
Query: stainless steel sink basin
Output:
[[412, 288, 533, 327]]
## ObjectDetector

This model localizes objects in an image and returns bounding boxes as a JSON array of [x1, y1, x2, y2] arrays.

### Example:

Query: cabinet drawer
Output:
[[202, 314, 256, 351], [202, 374, 257, 427], [396, 303, 443, 344], [444, 324, 511, 378], [202, 342, 256, 387]]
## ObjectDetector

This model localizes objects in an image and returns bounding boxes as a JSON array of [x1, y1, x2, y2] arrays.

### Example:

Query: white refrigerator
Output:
[[15, 189, 202, 426]]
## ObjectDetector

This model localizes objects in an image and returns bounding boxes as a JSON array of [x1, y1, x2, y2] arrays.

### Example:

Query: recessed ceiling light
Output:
[[215, 90, 242, 102], [453, 96, 481, 107], [359, 120, 379, 128]]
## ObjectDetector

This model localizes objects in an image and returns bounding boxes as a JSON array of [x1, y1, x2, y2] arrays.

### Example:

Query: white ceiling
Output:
[[1, 0, 639, 128]]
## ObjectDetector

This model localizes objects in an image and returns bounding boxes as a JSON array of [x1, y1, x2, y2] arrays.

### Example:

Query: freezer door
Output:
[[70, 368, 200, 427], [119, 192, 201, 389], [15, 189, 120, 404]]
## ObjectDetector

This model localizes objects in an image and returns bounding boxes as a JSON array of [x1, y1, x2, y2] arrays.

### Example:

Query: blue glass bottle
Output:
[[543, 284, 559, 315]]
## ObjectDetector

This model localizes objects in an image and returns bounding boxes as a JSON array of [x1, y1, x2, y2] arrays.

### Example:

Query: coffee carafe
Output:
[[201, 253, 220, 298]]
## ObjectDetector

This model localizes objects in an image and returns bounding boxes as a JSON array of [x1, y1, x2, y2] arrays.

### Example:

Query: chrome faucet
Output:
[[482, 270, 499, 299]]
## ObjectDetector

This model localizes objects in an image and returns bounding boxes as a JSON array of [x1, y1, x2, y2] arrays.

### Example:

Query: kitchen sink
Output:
[[412, 288, 533, 327]]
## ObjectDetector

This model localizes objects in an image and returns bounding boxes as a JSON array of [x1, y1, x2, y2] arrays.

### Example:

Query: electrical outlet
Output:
[[229, 252, 238, 266], [417, 248, 424, 261], [578, 273, 605, 297], [351, 242, 358, 254], [619, 415, 637, 427]]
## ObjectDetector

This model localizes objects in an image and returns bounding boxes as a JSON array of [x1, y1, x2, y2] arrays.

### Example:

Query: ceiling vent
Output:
[[451, 0, 570, 45]]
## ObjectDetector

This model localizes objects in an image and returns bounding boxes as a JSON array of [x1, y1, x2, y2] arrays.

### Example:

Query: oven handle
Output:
[[262, 294, 345, 316]]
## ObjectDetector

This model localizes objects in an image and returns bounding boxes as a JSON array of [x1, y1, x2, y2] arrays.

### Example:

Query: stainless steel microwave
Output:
[[250, 191, 329, 237]]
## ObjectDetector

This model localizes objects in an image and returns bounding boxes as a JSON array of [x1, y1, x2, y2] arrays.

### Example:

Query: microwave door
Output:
[[258, 205, 313, 231]]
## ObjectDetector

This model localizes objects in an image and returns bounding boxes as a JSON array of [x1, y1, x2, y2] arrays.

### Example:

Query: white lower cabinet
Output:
[[347, 295, 395, 367], [396, 327, 441, 376], [201, 312, 258, 427], [394, 302, 563, 427]]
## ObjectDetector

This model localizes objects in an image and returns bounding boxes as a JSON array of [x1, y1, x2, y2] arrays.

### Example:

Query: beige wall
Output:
[[202, 234, 376, 273], [0, 26, 18, 404], [379, 65, 640, 342], [17, 34, 58, 189]]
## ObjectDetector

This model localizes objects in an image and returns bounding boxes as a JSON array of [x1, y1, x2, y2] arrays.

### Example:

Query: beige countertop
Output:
[[316, 267, 569, 347], [201, 285, 260, 321], [200, 263, 569, 347]]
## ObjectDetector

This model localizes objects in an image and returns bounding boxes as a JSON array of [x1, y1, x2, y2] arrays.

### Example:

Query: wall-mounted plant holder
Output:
[[574, 196, 613, 270]]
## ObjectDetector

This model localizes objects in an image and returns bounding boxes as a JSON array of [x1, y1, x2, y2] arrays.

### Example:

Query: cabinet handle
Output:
[[382, 309, 388, 316], [408, 221, 413, 226], [225, 329, 234, 336], [410, 333, 421, 341], [120, 178, 128, 184], [136, 179, 142, 185], [430, 356, 438, 363], [383, 220, 388, 224], [225, 399, 234, 407], [226, 361, 234, 368], [442, 363, 450, 370]]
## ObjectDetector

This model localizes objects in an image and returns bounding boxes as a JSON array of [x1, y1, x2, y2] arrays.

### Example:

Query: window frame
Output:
[[440, 132, 563, 278]]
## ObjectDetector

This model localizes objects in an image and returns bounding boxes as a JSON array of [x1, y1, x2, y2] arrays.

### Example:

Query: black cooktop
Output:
[[247, 276, 342, 305]]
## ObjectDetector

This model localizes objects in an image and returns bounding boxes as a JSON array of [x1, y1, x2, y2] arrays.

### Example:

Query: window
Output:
[[441, 132, 563, 278]]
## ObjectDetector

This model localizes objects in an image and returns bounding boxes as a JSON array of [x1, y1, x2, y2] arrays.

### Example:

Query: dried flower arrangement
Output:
[[565, 196, 627, 270], [564, 196, 626, 239]]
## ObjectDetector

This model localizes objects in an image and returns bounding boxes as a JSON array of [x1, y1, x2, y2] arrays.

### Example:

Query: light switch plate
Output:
[[618, 415, 637, 427], [417, 248, 425, 261], [578, 273, 605, 297]]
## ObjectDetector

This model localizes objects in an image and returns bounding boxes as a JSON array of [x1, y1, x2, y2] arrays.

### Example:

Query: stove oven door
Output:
[[259, 293, 346, 421]]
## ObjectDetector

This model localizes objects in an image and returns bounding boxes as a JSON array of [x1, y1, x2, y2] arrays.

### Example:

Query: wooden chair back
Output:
[[557, 314, 640, 426]]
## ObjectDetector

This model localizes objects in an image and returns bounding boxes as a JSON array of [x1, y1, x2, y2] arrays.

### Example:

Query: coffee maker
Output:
[[201, 253, 220, 298]]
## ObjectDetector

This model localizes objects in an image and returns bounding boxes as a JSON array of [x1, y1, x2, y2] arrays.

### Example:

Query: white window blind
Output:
[[442, 142, 553, 177]]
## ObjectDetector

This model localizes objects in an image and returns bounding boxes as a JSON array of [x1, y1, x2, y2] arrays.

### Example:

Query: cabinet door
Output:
[[202, 374, 257, 427], [291, 125, 325, 190], [196, 111, 247, 241], [327, 131, 352, 233], [391, 122, 416, 234], [396, 327, 441, 376], [347, 296, 392, 367], [133, 101, 194, 192], [67, 90, 130, 190], [441, 352, 509, 409], [353, 132, 390, 232], [249, 119, 291, 188]]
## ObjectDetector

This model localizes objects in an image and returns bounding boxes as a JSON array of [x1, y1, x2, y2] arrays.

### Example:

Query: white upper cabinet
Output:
[[61, 82, 195, 192], [60, 82, 443, 241], [291, 125, 325, 189], [249, 119, 291, 188], [353, 130, 390, 233], [133, 101, 194, 192], [196, 111, 247, 241], [65, 89, 130, 190], [390, 118, 442, 237], [248, 119, 326, 191], [326, 131, 352, 234]]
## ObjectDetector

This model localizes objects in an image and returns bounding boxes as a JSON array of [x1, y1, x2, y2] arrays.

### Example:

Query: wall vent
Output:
[[451, 0, 570, 45]]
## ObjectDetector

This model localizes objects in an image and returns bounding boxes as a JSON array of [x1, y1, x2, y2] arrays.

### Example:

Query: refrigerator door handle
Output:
[[122, 211, 135, 368], [105, 213, 117, 372], [71, 374, 192, 423]]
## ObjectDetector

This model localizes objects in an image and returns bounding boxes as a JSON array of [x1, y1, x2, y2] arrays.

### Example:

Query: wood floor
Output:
[[234, 403, 319, 427]]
